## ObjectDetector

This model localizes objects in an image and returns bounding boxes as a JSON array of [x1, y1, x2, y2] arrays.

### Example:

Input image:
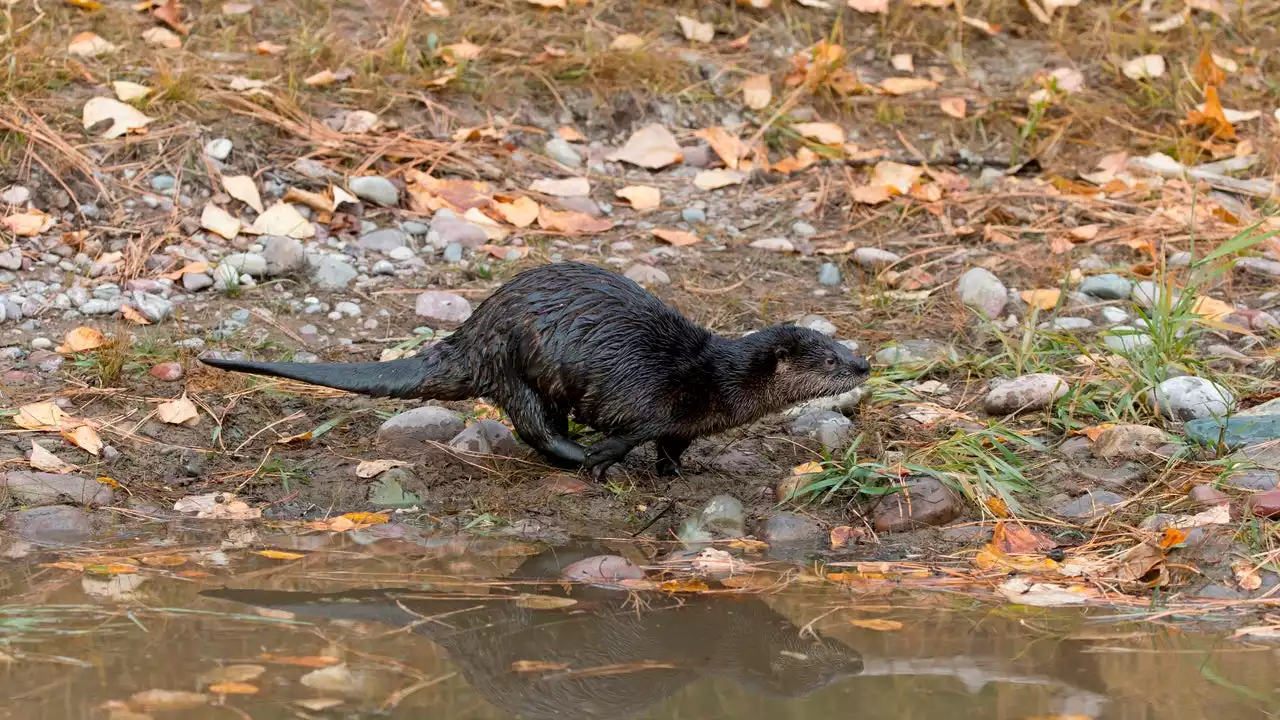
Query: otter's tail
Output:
[[199, 344, 475, 400]]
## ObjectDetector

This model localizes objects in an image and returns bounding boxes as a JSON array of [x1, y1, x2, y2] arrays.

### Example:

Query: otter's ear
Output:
[[774, 345, 790, 361]]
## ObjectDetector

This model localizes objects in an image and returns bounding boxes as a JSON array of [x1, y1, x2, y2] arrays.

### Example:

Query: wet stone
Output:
[[2, 471, 114, 507], [679, 493, 746, 546], [1224, 469, 1279, 491], [369, 469, 421, 508], [1054, 490, 1125, 519], [377, 407, 465, 452], [789, 410, 853, 449], [1185, 415, 1280, 449], [449, 420, 520, 457], [756, 511, 824, 546], [562, 555, 646, 585], [872, 477, 962, 532], [4, 505, 93, 544], [1153, 376, 1234, 421], [1247, 489, 1280, 518], [983, 374, 1067, 415], [1078, 273, 1132, 299]]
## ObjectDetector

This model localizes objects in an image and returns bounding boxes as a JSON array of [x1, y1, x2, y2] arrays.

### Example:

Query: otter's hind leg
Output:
[[502, 383, 586, 468]]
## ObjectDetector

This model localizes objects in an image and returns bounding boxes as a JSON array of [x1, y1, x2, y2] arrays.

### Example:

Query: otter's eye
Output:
[[824, 355, 837, 368]]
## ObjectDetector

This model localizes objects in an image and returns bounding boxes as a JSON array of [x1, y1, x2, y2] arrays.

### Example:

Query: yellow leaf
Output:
[[939, 96, 966, 119], [1020, 289, 1062, 311], [742, 74, 772, 109], [658, 578, 710, 593], [120, 304, 152, 326], [223, 175, 265, 213], [1184, 85, 1236, 139], [493, 195, 540, 227], [14, 402, 72, 431], [140, 554, 188, 567], [60, 326, 106, 353], [156, 396, 199, 425], [65, 0, 103, 10], [207, 682, 258, 695], [792, 461, 824, 475], [1, 209, 55, 237], [254, 550, 305, 561], [791, 122, 846, 145], [85, 563, 138, 575], [651, 229, 700, 246], [615, 186, 661, 210], [97, 476, 121, 488], [1192, 295, 1234, 320], [342, 511, 389, 524], [850, 619, 904, 631], [515, 595, 579, 609]]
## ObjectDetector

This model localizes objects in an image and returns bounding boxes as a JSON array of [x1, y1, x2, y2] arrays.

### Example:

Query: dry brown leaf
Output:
[[156, 396, 199, 425], [1232, 560, 1263, 590], [1069, 224, 1100, 241], [157, 261, 211, 281], [871, 161, 924, 194], [741, 74, 772, 110], [791, 121, 845, 145], [200, 204, 241, 240], [850, 185, 892, 204], [529, 177, 590, 197], [207, 683, 259, 695], [880, 77, 938, 95], [2, 209, 54, 237], [847, 0, 888, 12], [405, 172, 493, 213], [1123, 55, 1166, 81], [992, 521, 1056, 553], [1184, 85, 1235, 139], [850, 619, 904, 631], [515, 594, 578, 609], [1020, 289, 1061, 310], [439, 41, 482, 62], [283, 187, 333, 213], [1111, 542, 1164, 583], [112, 81, 152, 102], [607, 124, 683, 169], [693, 169, 745, 190], [30, 440, 77, 473], [676, 15, 714, 43], [462, 207, 510, 241], [652, 228, 700, 247], [773, 147, 818, 174], [610, 34, 644, 52], [61, 326, 107, 353], [152, 0, 188, 33], [304, 69, 338, 87], [537, 207, 613, 234], [245, 202, 314, 238], [82, 97, 154, 139], [143, 26, 182, 48], [555, 126, 586, 142], [697, 127, 745, 169], [62, 425, 104, 455], [615, 186, 661, 210], [355, 459, 410, 478], [120, 304, 152, 326], [255, 40, 286, 54], [939, 96, 967, 119], [68, 31, 116, 57], [1192, 296, 1235, 320], [223, 175, 264, 213], [13, 402, 72, 431], [493, 195, 540, 227]]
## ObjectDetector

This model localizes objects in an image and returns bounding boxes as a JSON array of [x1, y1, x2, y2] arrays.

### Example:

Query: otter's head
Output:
[[747, 325, 872, 409]]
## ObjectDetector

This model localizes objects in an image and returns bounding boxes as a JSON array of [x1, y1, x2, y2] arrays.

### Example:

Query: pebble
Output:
[[983, 373, 1067, 415], [749, 237, 795, 252], [2, 471, 114, 507], [1237, 257, 1280, 278], [448, 420, 520, 457], [149, 362, 184, 381], [1, 185, 31, 205], [872, 477, 962, 532], [204, 138, 233, 161], [797, 314, 837, 337], [4, 505, 92, 544], [388, 246, 415, 261], [0, 248, 22, 271], [1078, 273, 1132, 300], [150, 174, 176, 192], [817, 263, 841, 286], [1153, 376, 1234, 421], [1092, 424, 1167, 459], [623, 263, 670, 285], [957, 267, 1007, 318], [312, 256, 358, 289], [1102, 326, 1153, 353], [131, 292, 173, 322], [442, 243, 464, 263], [544, 138, 582, 168], [1131, 280, 1177, 308], [359, 228, 408, 252], [852, 247, 901, 268], [562, 555, 646, 585], [1246, 489, 1280, 518], [415, 291, 472, 324], [875, 339, 951, 365], [79, 298, 118, 315], [401, 221, 430, 236], [262, 235, 305, 276], [789, 410, 853, 449], [372, 260, 396, 275], [334, 301, 362, 318], [1054, 489, 1125, 519], [1188, 484, 1230, 506], [681, 207, 706, 223], [220, 253, 268, 278], [678, 494, 746, 546], [791, 221, 817, 237], [1100, 306, 1129, 324], [1039, 317, 1093, 331], [30, 337, 52, 350], [376, 407, 465, 452], [431, 217, 488, 248], [349, 176, 400, 207], [1224, 469, 1279, 491], [756, 512, 824, 546]]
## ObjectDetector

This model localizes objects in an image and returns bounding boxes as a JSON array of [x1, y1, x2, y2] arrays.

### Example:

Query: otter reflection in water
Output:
[[203, 545, 863, 720]]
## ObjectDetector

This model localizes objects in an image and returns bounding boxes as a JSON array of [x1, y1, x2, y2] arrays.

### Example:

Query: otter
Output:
[[200, 261, 870, 480]]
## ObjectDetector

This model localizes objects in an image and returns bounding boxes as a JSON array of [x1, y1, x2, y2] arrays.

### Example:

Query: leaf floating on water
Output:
[[997, 578, 1097, 607], [254, 550, 305, 561], [156, 396, 198, 425], [657, 578, 710, 593], [849, 619, 904, 631], [342, 511, 389, 524], [515, 594, 579, 609], [129, 690, 209, 711], [207, 682, 259, 695], [261, 654, 342, 668]]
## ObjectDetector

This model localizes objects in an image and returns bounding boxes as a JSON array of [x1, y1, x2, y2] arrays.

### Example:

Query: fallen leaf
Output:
[[339, 110, 379, 134], [791, 121, 845, 145], [556, 126, 586, 142], [142, 26, 182, 48], [697, 126, 745, 170], [152, 0, 187, 33], [693, 169, 745, 190], [30, 440, 77, 473], [849, 619, 904, 631], [112, 81, 152, 101], [342, 511, 389, 524], [222, 175, 264, 213], [62, 425, 103, 455], [676, 15, 714, 43], [792, 461, 824, 475], [1122, 54, 1166, 80], [156, 396, 198, 425], [1159, 526, 1189, 550], [61, 326, 107, 352], [82, 97, 154, 139], [254, 550, 305, 561], [157, 261, 211, 281], [355, 459, 410, 478], [742, 74, 772, 110], [65, 0, 103, 10], [1210, 52, 1238, 74], [537, 207, 613, 234], [615, 186, 661, 210], [405, 172, 493, 213], [2, 209, 54, 237], [651, 228, 700, 246], [527, 0, 566, 6], [829, 525, 865, 548], [200, 204, 241, 240], [207, 683, 258, 695], [1020, 289, 1061, 310], [880, 77, 938, 95], [493, 195, 540, 227], [1232, 560, 1262, 590], [1185, 85, 1236, 139], [774, 147, 818, 174], [1069, 224, 1100, 241], [462, 207, 510, 241], [871, 161, 924, 194], [200, 667, 267, 685], [1112, 542, 1165, 583], [997, 578, 1097, 607], [67, 31, 116, 57], [512, 660, 570, 673], [222, 2, 253, 14], [939, 97, 966, 119], [438, 41, 482, 62], [657, 578, 711, 593], [1192, 296, 1235, 320], [129, 690, 209, 711], [140, 554, 188, 567], [261, 654, 341, 668], [304, 69, 338, 87], [992, 521, 1055, 553], [13, 402, 72, 431], [515, 594, 579, 609], [245, 202, 315, 238], [255, 40, 286, 54], [850, 185, 893, 204], [529, 177, 590, 197], [607, 124, 683, 169], [847, 0, 888, 12], [610, 34, 644, 51]]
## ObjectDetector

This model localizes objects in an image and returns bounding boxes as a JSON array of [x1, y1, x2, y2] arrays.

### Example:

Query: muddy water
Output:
[[1, 523, 1277, 720]]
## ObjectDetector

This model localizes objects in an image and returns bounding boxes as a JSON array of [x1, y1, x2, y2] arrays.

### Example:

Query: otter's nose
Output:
[[851, 356, 871, 374]]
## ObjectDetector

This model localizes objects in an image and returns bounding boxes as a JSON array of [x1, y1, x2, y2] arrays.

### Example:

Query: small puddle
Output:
[[1, 523, 1278, 719]]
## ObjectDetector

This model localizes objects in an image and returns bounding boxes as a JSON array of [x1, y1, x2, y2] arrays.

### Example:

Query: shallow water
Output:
[[1, 523, 1277, 719]]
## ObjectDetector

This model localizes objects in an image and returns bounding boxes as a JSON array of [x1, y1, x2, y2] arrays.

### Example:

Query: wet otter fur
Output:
[[200, 262, 871, 480]]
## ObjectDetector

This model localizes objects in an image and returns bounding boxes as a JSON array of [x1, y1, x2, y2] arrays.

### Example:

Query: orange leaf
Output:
[[992, 521, 1055, 554], [152, 0, 189, 33], [207, 683, 259, 695], [985, 496, 1010, 518], [59, 326, 106, 353], [254, 550, 304, 560], [651, 228, 700, 246], [1159, 527, 1188, 550], [61, 425, 104, 455], [341, 511, 389, 524], [656, 579, 710, 593], [1195, 45, 1225, 88], [1020, 289, 1061, 311], [849, 618, 904, 631], [536, 206, 613, 234], [121, 304, 152, 325], [1080, 423, 1115, 442], [1185, 85, 1236, 140]]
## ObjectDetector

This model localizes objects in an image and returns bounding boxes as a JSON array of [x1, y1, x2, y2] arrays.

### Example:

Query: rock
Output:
[[1188, 484, 1229, 506], [150, 174, 176, 191], [131, 292, 173, 322], [1153, 376, 1234, 421], [681, 207, 706, 223], [442, 243, 464, 263], [0, 248, 23, 271], [1077, 461, 1148, 487], [983, 373, 1067, 415], [1054, 490, 1125, 519], [1192, 583, 1245, 600], [1100, 306, 1129, 324], [414, 291, 472, 324], [956, 267, 1007, 318], [792, 221, 817, 237], [872, 477, 962, 532], [149, 362, 184, 381], [1, 185, 31, 205], [313, 256, 358, 289], [262, 235, 305, 275], [4, 505, 92, 544], [28, 350, 63, 373], [1131, 280, 1177, 308], [220, 253, 268, 277], [372, 260, 396, 275], [562, 555, 646, 585], [182, 272, 214, 291], [1237, 257, 1280, 278], [2, 471, 114, 507], [205, 138, 233, 160], [377, 407, 465, 451], [1224, 469, 1279, 491], [624, 263, 670, 285], [1039, 317, 1093, 331], [817, 263, 841, 286], [1185, 415, 1280, 449], [449, 420, 520, 457], [1078, 273, 1132, 300], [368, 469, 421, 508], [756, 512, 824, 545], [334, 301, 361, 318], [1247, 489, 1280, 518], [359, 228, 408, 252], [749, 237, 795, 252], [544, 138, 582, 167], [852, 247, 901, 268], [388, 246, 415, 261], [1102, 326, 1152, 353], [678, 494, 746, 545], [796, 314, 837, 337], [349, 176, 399, 207], [431, 217, 487, 248], [1092, 424, 1167, 459], [785, 388, 867, 418], [789, 410, 853, 449], [79, 298, 117, 315], [875, 339, 951, 365]]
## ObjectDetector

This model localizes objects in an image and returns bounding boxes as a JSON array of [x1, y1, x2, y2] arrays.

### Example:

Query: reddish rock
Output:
[[872, 477, 963, 532], [539, 473, 591, 496], [1188, 484, 1229, 506], [1247, 489, 1280, 518], [149, 362, 185, 382]]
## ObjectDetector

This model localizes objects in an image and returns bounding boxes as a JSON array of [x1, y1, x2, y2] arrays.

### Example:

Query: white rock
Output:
[[957, 267, 1007, 318], [1153, 376, 1234, 421], [749, 238, 795, 252], [983, 373, 1068, 415]]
